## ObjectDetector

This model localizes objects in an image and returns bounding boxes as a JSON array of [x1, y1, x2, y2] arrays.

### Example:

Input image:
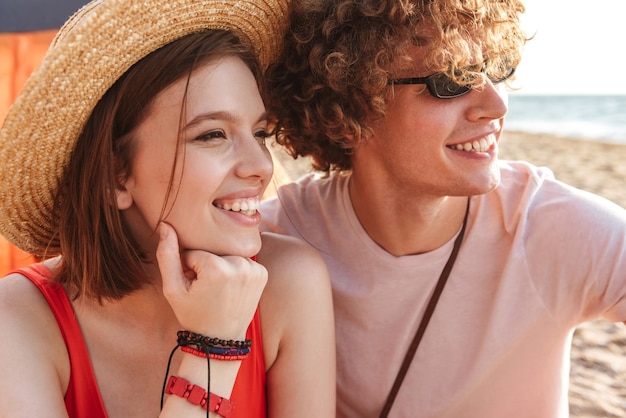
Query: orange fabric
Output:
[[0, 30, 56, 276], [12, 263, 267, 417]]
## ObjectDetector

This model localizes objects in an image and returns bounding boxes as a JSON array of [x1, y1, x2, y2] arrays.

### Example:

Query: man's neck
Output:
[[348, 174, 469, 256]]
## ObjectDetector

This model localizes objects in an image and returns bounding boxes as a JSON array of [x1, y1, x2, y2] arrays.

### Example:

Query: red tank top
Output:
[[14, 263, 267, 417]]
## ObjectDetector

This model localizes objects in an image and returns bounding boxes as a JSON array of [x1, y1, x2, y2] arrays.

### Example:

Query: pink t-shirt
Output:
[[260, 160, 626, 418]]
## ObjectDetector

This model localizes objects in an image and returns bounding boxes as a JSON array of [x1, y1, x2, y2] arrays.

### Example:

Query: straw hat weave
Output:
[[0, 0, 289, 255]]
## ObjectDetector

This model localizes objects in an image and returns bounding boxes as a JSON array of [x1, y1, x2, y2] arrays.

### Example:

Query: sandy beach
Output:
[[270, 130, 626, 417]]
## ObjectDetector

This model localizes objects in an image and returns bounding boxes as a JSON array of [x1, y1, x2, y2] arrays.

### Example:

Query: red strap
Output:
[[165, 375, 234, 417]]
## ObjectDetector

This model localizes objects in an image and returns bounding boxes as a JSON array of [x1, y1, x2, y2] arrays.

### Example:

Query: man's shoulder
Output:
[[497, 160, 556, 190], [494, 159, 626, 226], [264, 172, 347, 209]]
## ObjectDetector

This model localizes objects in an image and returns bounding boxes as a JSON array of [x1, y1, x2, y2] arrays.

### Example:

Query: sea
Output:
[[505, 95, 626, 144]]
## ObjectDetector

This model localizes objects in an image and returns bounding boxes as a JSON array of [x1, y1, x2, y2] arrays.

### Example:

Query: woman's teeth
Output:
[[449, 137, 493, 152], [216, 198, 260, 216]]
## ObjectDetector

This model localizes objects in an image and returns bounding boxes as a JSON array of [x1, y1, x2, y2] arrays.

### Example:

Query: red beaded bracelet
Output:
[[181, 345, 250, 361], [165, 375, 234, 417]]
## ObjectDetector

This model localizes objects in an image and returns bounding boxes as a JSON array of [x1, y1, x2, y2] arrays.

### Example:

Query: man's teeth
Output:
[[217, 198, 260, 215], [450, 137, 493, 152]]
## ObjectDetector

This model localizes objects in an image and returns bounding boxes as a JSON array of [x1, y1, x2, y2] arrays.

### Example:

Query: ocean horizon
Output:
[[504, 94, 626, 145]]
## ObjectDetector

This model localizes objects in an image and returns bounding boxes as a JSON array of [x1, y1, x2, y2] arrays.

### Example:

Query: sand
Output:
[[269, 130, 626, 417]]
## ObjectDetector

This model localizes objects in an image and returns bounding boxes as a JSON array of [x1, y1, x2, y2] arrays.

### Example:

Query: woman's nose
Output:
[[234, 135, 274, 181]]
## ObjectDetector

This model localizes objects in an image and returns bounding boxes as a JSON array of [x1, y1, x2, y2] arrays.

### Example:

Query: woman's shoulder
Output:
[[0, 265, 69, 354], [0, 261, 65, 330], [257, 232, 330, 303], [258, 232, 327, 275], [256, 232, 333, 364], [0, 269, 55, 320], [0, 268, 70, 411]]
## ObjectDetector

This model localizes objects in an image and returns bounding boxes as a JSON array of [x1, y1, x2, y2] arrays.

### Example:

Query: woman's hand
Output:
[[156, 222, 267, 339]]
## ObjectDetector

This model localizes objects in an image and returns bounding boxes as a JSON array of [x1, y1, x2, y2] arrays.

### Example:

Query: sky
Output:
[[514, 0, 626, 95]]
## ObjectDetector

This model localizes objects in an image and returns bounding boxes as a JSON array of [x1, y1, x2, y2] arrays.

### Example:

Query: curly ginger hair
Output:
[[265, 0, 527, 172]]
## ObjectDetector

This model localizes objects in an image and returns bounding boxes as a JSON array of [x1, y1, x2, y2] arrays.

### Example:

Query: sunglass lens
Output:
[[430, 73, 472, 98], [489, 67, 516, 84]]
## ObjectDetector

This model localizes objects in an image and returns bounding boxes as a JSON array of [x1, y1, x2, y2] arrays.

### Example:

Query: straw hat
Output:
[[0, 0, 289, 255]]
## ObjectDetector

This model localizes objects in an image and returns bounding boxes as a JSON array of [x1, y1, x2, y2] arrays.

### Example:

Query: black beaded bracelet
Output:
[[176, 330, 253, 349]]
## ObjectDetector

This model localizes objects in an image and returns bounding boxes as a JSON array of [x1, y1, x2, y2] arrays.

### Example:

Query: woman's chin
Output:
[[192, 235, 262, 258], [232, 237, 263, 258]]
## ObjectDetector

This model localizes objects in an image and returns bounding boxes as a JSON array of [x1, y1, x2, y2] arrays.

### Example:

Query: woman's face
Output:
[[117, 56, 273, 258]]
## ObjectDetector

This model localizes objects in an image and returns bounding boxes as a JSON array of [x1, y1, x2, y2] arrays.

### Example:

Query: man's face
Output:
[[351, 45, 509, 200]]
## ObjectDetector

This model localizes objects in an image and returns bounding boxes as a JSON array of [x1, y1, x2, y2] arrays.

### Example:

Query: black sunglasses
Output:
[[388, 67, 516, 99]]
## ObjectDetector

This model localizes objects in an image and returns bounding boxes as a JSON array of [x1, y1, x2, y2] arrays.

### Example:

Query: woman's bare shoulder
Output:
[[0, 270, 68, 355], [0, 260, 65, 323], [257, 232, 333, 359], [0, 271, 53, 317], [257, 231, 327, 278], [0, 271, 70, 407]]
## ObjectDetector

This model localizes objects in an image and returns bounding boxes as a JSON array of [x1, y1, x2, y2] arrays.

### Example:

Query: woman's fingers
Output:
[[156, 222, 267, 339], [156, 222, 188, 295]]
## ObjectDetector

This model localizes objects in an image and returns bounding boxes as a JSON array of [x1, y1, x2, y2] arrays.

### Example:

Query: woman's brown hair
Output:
[[55, 30, 260, 301]]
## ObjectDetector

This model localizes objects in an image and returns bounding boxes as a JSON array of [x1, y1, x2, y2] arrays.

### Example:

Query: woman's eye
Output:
[[196, 130, 227, 142], [254, 130, 270, 146]]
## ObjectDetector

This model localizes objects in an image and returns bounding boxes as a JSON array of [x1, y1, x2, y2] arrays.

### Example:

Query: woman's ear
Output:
[[115, 180, 133, 210]]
